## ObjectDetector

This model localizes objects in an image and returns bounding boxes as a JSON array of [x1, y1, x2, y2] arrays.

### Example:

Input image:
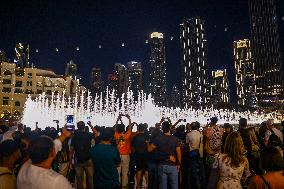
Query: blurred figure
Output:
[[131, 124, 149, 189], [248, 147, 284, 189], [221, 123, 233, 153], [90, 127, 121, 189], [17, 128, 72, 189], [264, 119, 283, 148], [147, 128, 161, 189], [148, 121, 181, 189], [0, 140, 21, 189], [210, 132, 250, 189], [186, 121, 205, 189], [114, 114, 132, 188], [70, 121, 94, 189]]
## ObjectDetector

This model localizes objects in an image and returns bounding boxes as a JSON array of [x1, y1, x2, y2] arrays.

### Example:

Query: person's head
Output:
[[77, 121, 85, 131], [18, 123, 24, 131], [28, 136, 56, 166], [224, 132, 245, 167], [100, 127, 114, 142], [239, 118, 247, 129], [116, 123, 125, 133], [155, 123, 161, 128], [260, 147, 284, 172], [210, 117, 218, 125], [186, 123, 191, 132], [94, 125, 101, 133], [137, 124, 146, 133], [266, 119, 274, 129], [191, 121, 200, 130], [162, 121, 171, 133], [177, 125, 185, 133], [143, 123, 148, 130], [0, 140, 21, 169], [224, 123, 233, 133], [150, 128, 161, 141]]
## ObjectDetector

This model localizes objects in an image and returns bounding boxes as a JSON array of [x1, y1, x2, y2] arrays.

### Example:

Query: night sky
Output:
[[1, 0, 284, 102]]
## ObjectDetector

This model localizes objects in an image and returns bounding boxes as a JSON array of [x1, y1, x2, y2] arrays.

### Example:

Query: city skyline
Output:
[[0, 0, 284, 104]]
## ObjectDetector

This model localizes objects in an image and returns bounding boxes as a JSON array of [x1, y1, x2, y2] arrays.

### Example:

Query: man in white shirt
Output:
[[17, 128, 73, 189], [186, 121, 204, 189]]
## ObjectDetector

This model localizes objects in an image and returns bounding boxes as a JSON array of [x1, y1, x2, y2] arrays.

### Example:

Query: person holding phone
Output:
[[114, 114, 132, 188], [69, 121, 94, 189]]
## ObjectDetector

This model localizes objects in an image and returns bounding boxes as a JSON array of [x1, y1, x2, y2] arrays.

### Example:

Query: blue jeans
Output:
[[158, 164, 178, 189], [189, 156, 205, 189], [148, 162, 158, 189]]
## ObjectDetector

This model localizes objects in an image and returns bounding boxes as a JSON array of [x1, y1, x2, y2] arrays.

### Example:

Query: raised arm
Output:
[[172, 119, 183, 129], [125, 114, 132, 131]]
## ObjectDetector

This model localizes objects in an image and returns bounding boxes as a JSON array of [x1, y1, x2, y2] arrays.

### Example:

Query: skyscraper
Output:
[[170, 85, 181, 108], [90, 67, 102, 95], [14, 43, 30, 68], [249, 0, 283, 103], [115, 63, 129, 97], [127, 61, 142, 98], [180, 17, 210, 108], [65, 60, 78, 78], [149, 32, 167, 106], [234, 39, 257, 107], [211, 69, 230, 107]]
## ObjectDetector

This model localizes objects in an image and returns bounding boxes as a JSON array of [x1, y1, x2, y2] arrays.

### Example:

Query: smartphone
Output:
[[66, 115, 75, 131]]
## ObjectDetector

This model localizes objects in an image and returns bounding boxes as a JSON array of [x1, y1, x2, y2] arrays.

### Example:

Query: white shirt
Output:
[[186, 130, 202, 151], [17, 139, 73, 189]]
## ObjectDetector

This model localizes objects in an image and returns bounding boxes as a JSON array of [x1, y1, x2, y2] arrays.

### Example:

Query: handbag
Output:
[[206, 154, 220, 189]]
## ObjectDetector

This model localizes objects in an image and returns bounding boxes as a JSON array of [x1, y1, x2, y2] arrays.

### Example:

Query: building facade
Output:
[[127, 61, 142, 98], [234, 39, 257, 107], [0, 61, 83, 119], [149, 32, 167, 106], [180, 17, 210, 108], [249, 0, 283, 103], [113, 63, 129, 97], [211, 69, 230, 107]]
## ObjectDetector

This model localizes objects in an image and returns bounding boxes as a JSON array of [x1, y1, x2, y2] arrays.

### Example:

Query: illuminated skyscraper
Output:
[[234, 39, 257, 107], [149, 32, 167, 106], [170, 85, 181, 108], [211, 69, 230, 106], [115, 63, 129, 97], [14, 43, 30, 68], [65, 60, 78, 78], [180, 17, 209, 108], [90, 67, 102, 95], [249, 0, 283, 102], [127, 61, 142, 98]]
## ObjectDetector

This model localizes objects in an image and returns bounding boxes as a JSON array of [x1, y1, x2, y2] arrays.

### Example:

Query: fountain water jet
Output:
[[21, 90, 282, 130]]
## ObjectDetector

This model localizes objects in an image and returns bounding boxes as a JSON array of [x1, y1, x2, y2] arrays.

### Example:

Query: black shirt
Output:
[[71, 131, 94, 163], [131, 133, 149, 154], [153, 133, 179, 165]]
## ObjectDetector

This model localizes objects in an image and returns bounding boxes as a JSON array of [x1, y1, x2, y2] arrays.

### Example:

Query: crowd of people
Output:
[[0, 114, 284, 189]]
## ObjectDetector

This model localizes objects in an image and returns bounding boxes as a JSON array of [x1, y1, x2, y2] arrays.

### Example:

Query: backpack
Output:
[[209, 127, 222, 151]]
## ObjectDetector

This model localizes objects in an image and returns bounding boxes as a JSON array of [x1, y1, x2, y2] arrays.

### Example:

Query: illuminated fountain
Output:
[[21, 88, 282, 130]]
